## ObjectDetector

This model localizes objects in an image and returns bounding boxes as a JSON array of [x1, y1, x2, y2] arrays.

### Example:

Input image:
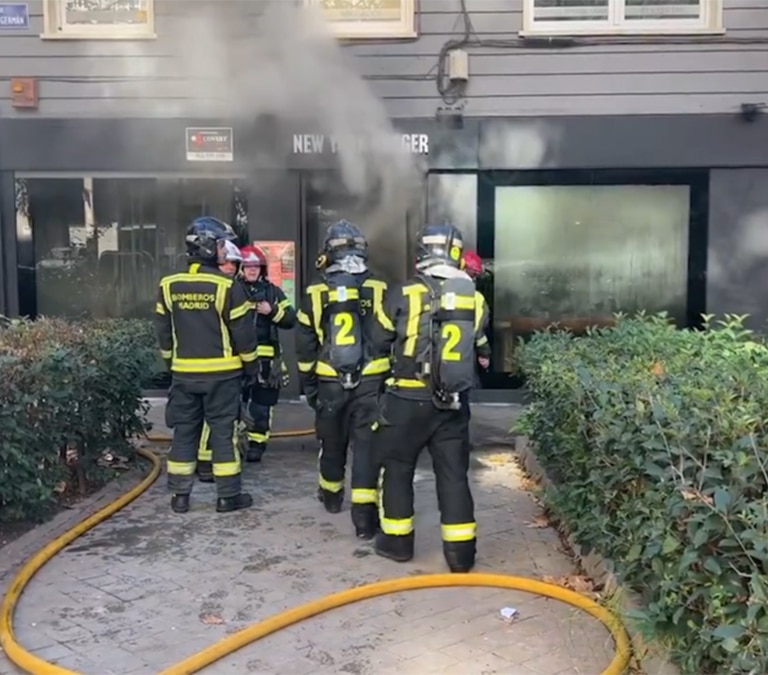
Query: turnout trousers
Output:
[[374, 391, 476, 572], [243, 373, 280, 461], [314, 377, 382, 533], [166, 375, 243, 499]]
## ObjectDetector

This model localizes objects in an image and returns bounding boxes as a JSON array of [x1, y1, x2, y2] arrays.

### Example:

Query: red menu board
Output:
[[253, 240, 296, 308]]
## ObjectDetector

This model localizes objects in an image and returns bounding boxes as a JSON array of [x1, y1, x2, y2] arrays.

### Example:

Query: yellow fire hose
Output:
[[0, 442, 632, 675]]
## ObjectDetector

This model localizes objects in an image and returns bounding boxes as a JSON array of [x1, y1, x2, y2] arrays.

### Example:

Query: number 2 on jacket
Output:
[[334, 312, 356, 345], [441, 324, 462, 361]]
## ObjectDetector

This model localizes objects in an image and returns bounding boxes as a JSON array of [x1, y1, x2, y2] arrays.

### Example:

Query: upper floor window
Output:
[[523, 0, 723, 36], [43, 0, 155, 40], [305, 0, 417, 39]]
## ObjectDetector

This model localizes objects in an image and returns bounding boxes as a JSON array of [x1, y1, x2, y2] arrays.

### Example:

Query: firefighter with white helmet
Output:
[[238, 244, 296, 462]]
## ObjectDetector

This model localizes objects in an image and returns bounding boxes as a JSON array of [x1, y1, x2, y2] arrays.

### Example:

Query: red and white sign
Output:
[[185, 127, 234, 162]]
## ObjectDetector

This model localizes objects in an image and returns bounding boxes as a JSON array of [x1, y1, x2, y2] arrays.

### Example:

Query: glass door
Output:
[[477, 169, 709, 389]]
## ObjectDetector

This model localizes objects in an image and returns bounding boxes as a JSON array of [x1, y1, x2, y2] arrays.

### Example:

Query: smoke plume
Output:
[[93, 0, 423, 281]]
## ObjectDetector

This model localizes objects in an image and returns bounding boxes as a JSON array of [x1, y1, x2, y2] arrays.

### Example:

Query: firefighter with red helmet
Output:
[[238, 244, 296, 462], [461, 250, 484, 280]]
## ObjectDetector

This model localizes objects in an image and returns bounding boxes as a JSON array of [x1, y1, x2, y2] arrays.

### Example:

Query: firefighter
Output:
[[196, 240, 245, 483], [238, 244, 297, 462], [155, 217, 259, 514], [462, 250, 484, 281], [370, 223, 491, 572], [295, 220, 392, 540]]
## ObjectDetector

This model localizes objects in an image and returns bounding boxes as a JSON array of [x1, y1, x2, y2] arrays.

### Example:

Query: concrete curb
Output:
[[514, 435, 680, 675]]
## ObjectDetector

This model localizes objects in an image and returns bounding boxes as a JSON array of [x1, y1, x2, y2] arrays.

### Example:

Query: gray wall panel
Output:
[[1, 1, 766, 119]]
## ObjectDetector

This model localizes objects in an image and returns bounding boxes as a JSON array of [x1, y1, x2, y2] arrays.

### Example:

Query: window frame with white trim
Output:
[[522, 0, 724, 37], [42, 0, 156, 40]]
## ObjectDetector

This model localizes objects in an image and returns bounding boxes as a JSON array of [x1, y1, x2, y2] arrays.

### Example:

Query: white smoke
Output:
[[85, 1, 422, 281]]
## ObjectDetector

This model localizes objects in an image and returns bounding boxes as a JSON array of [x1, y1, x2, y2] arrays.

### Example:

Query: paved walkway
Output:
[[0, 402, 617, 675]]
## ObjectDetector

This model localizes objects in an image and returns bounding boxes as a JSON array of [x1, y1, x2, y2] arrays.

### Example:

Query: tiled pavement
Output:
[[0, 401, 618, 675]]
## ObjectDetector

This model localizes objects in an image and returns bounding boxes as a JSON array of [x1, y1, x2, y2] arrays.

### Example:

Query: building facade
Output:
[[0, 0, 767, 393]]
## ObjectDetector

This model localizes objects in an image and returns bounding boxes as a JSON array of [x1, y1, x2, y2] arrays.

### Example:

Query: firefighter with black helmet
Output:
[[370, 223, 490, 572], [196, 239, 245, 483], [295, 220, 392, 540], [238, 244, 296, 462], [156, 217, 259, 514]]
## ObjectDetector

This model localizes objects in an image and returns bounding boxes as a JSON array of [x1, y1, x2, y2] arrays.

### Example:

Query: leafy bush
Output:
[[519, 313, 768, 675], [0, 318, 156, 523]]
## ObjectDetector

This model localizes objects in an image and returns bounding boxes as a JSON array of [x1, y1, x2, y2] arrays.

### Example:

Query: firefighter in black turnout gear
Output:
[[155, 217, 259, 514], [371, 224, 491, 572], [239, 244, 296, 462], [296, 220, 392, 540]]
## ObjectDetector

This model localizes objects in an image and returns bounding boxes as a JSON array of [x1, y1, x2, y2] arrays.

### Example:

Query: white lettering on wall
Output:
[[292, 133, 429, 155]]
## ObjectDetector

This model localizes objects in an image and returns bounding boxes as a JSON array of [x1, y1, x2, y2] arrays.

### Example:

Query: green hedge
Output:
[[518, 313, 768, 675], [0, 318, 157, 523]]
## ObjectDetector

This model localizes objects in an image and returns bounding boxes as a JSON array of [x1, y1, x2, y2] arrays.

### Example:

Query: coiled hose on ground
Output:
[[0, 434, 632, 675]]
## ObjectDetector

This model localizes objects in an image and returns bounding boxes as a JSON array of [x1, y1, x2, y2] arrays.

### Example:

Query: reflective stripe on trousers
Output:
[[377, 467, 414, 535]]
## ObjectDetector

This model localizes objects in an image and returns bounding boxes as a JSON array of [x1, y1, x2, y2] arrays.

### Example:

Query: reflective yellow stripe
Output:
[[189, 263, 201, 274], [365, 279, 394, 332], [214, 461, 240, 477], [160, 349, 172, 359], [247, 431, 269, 443], [378, 466, 414, 535], [403, 285, 427, 357], [440, 294, 475, 310], [273, 299, 291, 323], [163, 270, 231, 287], [155, 302, 165, 315], [167, 460, 196, 476], [172, 356, 242, 373], [257, 345, 276, 357], [239, 348, 258, 364], [441, 522, 477, 542], [351, 488, 377, 505], [308, 284, 326, 343], [297, 310, 312, 327], [315, 357, 390, 378], [215, 284, 233, 359], [474, 292, 486, 332], [476, 335, 488, 346], [381, 518, 414, 535], [386, 376, 426, 388], [298, 360, 316, 373], [198, 423, 212, 461], [319, 475, 344, 493], [230, 301, 251, 321], [213, 421, 241, 477]]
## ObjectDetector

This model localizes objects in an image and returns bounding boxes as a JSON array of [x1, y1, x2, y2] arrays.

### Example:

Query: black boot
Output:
[[246, 442, 266, 463], [318, 488, 343, 514], [375, 532, 415, 563], [351, 504, 378, 540], [171, 494, 190, 514], [443, 539, 477, 573], [197, 461, 214, 483], [216, 493, 254, 513]]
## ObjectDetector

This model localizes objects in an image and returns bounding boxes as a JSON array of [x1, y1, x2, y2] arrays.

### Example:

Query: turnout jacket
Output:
[[371, 275, 491, 400], [295, 272, 392, 390], [243, 280, 296, 360], [155, 262, 259, 379]]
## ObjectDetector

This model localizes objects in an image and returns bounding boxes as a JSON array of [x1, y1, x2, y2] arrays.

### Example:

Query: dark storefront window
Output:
[[477, 170, 708, 388], [15, 176, 249, 320]]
